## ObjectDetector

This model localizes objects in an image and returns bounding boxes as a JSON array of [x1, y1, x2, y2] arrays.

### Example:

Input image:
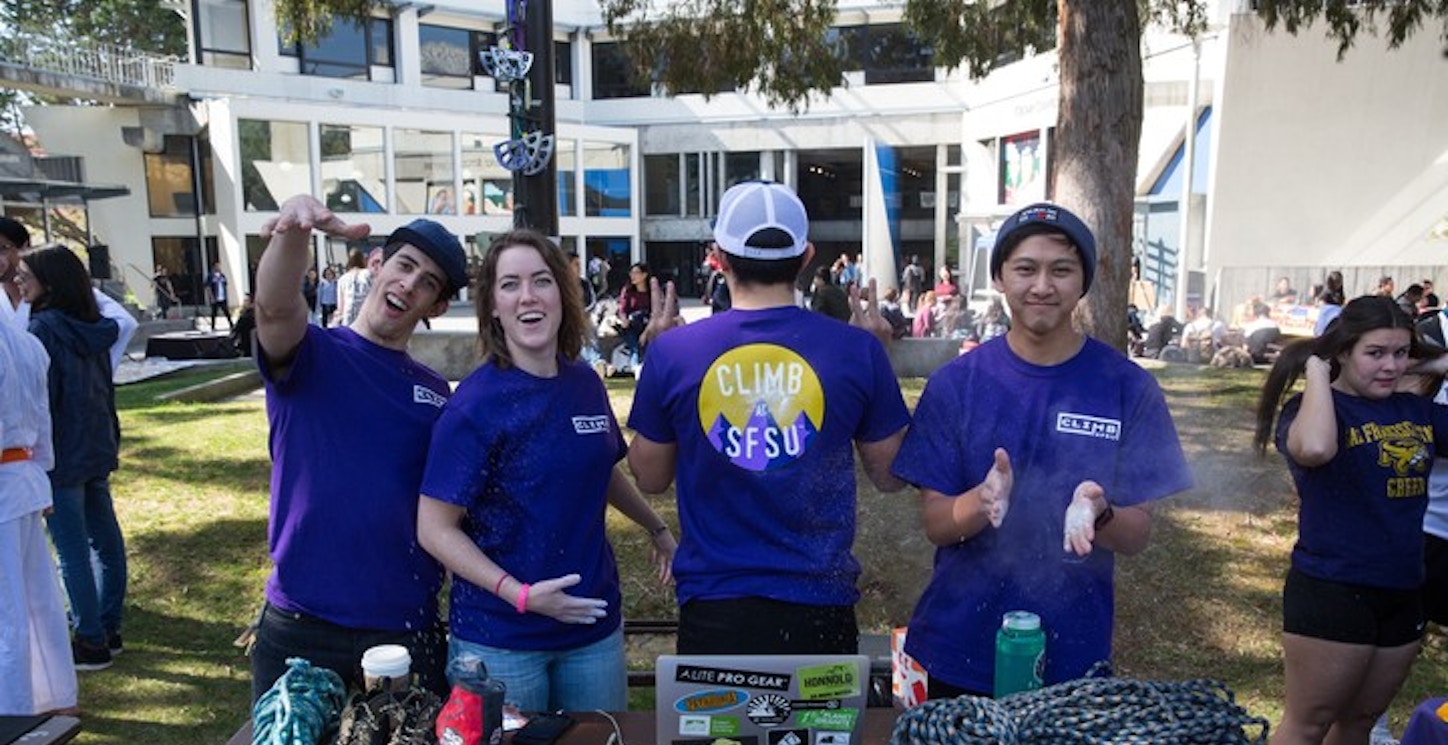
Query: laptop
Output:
[[654, 655, 872, 745]]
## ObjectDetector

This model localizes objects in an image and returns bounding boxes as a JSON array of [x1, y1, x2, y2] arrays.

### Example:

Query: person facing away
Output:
[[18, 245, 127, 673], [1252, 295, 1448, 745], [809, 265, 851, 322], [417, 229, 675, 712], [626, 180, 910, 655], [247, 194, 468, 701], [0, 312, 79, 714], [891, 201, 1192, 699], [336, 247, 373, 328], [902, 254, 925, 310]]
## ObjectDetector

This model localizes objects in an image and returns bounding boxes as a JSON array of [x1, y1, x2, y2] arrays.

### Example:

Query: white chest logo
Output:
[[573, 415, 610, 434], [413, 385, 447, 408], [1056, 412, 1121, 441]]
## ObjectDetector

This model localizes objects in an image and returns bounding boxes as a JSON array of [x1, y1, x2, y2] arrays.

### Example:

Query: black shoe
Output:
[[73, 638, 113, 671], [106, 631, 123, 657]]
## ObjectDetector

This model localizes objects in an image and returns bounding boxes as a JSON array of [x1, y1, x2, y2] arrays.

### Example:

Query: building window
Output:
[[556, 137, 576, 217], [239, 119, 311, 212], [835, 24, 934, 84], [583, 142, 631, 217], [419, 24, 474, 89], [320, 124, 387, 213], [144, 135, 201, 217], [196, 0, 251, 69], [555, 40, 573, 85], [280, 16, 393, 79], [152, 236, 216, 304], [591, 42, 650, 99], [723, 152, 760, 189], [644, 154, 680, 216], [461, 132, 514, 216], [394, 129, 455, 215]]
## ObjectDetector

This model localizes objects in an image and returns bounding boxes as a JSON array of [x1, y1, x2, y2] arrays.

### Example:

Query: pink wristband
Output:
[[493, 574, 511, 597], [515, 583, 531, 614]]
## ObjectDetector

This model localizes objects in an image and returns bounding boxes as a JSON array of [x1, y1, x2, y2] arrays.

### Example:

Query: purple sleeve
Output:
[[891, 372, 968, 496], [855, 336, 910, 443], [1112, 378, 1193, 506], [627, 337, 677, 444], [419, 385, 493, 506]]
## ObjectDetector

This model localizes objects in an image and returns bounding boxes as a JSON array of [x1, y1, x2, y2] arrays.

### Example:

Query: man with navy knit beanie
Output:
[[891, 202, 1192, 698], [247, 194, 467, 700], [627, 181, 910, 654]]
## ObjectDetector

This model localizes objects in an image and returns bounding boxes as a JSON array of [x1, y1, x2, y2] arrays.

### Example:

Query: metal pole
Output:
[[514, 0, 558, 236], [1174, 36, 1201, 320]]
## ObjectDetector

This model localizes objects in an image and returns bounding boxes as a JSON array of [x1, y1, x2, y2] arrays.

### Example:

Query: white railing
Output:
[[0, 32, 182, 91]]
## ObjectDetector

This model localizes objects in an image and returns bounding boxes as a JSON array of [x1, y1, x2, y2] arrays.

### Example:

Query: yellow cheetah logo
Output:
[[1378, 438, 1430, 476]]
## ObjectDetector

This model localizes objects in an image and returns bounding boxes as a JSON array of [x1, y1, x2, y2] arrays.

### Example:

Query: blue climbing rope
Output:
[[251, 658, 347, 745], [889, 675, 1270, 745]]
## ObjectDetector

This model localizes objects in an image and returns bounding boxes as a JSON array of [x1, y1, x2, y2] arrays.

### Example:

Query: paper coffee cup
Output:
[[361, 644, 412, 692]]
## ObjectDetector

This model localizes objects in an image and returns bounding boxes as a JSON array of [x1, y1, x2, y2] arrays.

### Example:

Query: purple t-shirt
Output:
[[628, 306, 910, 607], [1276, 389, 1447, 589], [891, 337, 1191, 693], [260, 325, 448, 631], [421, 358, 626, 651]]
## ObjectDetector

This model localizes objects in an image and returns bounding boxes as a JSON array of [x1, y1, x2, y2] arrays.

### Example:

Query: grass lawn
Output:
[[74, 363, 1446, 744]]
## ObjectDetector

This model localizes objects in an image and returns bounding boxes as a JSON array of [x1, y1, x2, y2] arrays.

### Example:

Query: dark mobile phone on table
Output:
[[512, 712, 576, 745]]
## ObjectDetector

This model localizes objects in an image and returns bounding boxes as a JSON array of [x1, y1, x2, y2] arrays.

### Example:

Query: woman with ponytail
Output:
[[1255, 295, 1448, 745]]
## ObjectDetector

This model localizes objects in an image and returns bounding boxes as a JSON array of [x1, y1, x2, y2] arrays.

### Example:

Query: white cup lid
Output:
[[1002, 610, 1041, 631], [361, 644, 412, 677]]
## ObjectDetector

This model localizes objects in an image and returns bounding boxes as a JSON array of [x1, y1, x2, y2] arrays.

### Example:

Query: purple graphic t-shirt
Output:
[[629, 306, 909, 606]]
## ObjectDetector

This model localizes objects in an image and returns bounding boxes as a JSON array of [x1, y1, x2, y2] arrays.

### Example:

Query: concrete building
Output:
[[6, 0, 1445, 319]]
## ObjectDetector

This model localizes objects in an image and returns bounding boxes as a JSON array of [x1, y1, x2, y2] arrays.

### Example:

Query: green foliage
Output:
[[602, 0, 845, 111], [901, 0, 1056, 79], [0, 0, 185, 55], [272, 0, 377, 45], [1255, 0, 1448, 57]]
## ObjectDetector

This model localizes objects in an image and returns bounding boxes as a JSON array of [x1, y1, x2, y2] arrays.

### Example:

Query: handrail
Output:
[[0, 31, 182, 91]]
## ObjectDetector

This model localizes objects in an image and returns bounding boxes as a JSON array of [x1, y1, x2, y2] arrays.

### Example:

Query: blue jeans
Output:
[[449, 626, 626, 712], [46, 477, 127, 646]]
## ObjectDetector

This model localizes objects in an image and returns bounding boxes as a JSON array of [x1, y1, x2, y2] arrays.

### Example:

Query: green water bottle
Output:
[[993, 610, 1045, 697]]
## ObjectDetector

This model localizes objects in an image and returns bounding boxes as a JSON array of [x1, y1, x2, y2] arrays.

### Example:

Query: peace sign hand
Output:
[[641, 277, 685, 345]]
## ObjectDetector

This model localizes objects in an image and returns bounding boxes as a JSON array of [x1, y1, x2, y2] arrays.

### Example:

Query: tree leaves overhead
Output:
[[1, 0, 186, 55], [1255, 0, 1448, 57], [601, 0, 844, 111], [901, 0, 1055, 79], [273, 0, 377, 45]]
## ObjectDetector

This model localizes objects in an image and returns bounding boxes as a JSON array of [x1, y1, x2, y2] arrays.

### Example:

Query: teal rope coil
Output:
[[889, 675, 1270, 745], [252, 657, 347, 745]]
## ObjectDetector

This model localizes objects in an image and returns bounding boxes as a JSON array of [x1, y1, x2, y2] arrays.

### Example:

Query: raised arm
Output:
[[254, 196, 369, 373], [1285, 356, 1338, 466]]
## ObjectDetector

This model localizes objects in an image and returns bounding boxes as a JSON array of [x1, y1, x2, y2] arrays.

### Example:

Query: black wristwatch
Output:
[[1094, 503, 1115, 530]]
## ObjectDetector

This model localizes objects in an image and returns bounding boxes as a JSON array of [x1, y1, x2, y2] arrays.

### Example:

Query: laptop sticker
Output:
[[796, 662, 861, 701], [746, 695, 792, 727], [676, 689, 750, 714], [677, 664, 792, 692]]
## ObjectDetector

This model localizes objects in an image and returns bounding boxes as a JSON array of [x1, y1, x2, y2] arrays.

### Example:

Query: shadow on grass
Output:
[[127, 518, 269, 619], [119, 446, 272, 495]]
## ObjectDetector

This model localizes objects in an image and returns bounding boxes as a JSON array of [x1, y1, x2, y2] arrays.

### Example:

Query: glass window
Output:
[[724, 152, 759, 188], [419, 24, 473, 89], [590, 42, 650, 99], [555, 41, 573, 85], [152, 236, 214, 304], [144, 135, 197, 217], [556, 137, 576, 217], [644, 154, 680, 216], [370, 18, 393, 67], [320, 124, 387, 213], [684, 153, 703, 217], [461, 132, 514, 216], [394, 129, 455, 215], [864, 24, 934, 84], [298, 18, 369, 79], [198, 0, 251, 69], [583, 142, 631, 217], [239, 119, 311, 212]]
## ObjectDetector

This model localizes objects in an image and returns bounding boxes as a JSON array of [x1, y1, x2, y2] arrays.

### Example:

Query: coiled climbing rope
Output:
[[889, 675, 1269, 745], [252, 658, 347, 745]]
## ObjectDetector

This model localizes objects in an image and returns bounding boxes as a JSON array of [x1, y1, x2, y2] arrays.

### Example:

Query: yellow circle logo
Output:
[[697, 344, 825, 471]]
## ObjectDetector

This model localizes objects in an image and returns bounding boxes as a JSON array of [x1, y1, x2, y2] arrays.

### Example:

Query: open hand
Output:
[[521, 574, 608, 624], [1063, 480, 1106, 556], [650, 528, 677, 585], [850, 278, 892, 346], [980, 448, 1013, 528], [261, 195, 371, 242], [641, 277, 685, 345]]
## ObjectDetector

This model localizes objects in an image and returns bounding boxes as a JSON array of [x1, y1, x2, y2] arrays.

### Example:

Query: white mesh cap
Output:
[[712, 181, 810, 260]]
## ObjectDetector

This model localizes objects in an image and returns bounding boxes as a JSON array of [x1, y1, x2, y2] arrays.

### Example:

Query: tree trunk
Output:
[[1052, 0, 1142, 352]]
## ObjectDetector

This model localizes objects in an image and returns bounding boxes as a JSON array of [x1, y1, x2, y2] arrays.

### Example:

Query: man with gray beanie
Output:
[[891, 202, 1192, 698], [627, 181, 909, 654], [247, 194, 467, 699]]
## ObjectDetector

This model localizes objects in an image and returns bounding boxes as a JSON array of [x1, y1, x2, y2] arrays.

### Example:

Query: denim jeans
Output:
[[250, 603, 448, 703], [448, 626, 626, 712], [45, 476, 126, 646]]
